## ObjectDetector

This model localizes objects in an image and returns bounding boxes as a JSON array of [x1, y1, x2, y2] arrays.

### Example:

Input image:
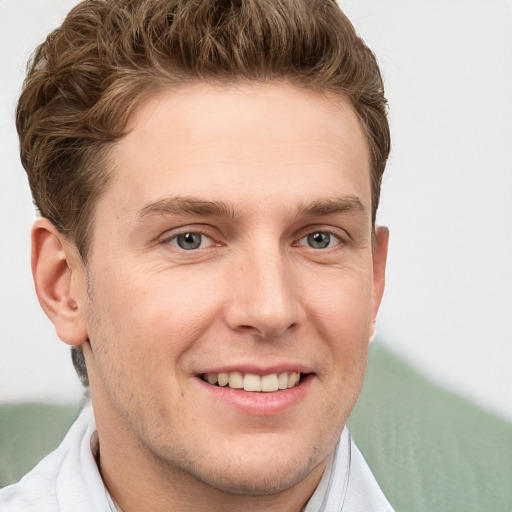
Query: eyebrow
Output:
[[137, 196, 238, 219], [136, 195, 366, 222], [298, 196, 367, 218]]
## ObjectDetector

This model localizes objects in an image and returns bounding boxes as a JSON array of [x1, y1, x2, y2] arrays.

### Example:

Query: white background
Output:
[[1, 0, 511, 421]]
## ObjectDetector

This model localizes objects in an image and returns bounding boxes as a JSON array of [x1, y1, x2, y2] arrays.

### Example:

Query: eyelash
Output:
[[160, 228, 215, 251], [294, 229, 345, 250]]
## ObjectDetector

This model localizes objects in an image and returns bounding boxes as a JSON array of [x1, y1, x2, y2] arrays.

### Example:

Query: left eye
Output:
[[168, 232, 213, 250], [299, 231, 340, 249]]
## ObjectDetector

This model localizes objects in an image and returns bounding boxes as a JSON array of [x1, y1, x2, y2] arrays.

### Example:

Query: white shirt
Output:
[[0, 403, 394, 511]]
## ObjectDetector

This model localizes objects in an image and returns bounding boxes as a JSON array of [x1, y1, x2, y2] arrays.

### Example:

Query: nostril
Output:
[[238, 321, 296, 338]]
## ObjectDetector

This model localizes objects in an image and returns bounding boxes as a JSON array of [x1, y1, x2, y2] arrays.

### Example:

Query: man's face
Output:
[[76, 83, 387, 495]]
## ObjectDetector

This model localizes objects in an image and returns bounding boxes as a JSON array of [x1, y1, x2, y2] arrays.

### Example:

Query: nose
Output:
[[223, 245, 300, 339]]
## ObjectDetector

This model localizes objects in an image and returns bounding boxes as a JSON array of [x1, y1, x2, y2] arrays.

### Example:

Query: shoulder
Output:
[[0, 403, 103, 512]]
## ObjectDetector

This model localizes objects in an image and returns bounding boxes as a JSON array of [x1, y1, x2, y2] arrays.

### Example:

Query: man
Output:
[[0, 0, 393, 510]]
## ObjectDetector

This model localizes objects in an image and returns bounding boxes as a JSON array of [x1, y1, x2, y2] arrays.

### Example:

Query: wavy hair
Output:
[[17, 0, 390, 385]]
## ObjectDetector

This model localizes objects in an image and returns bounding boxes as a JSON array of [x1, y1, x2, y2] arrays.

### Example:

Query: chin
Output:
[[193, 455, 322, 496], [160, 429, 335, 498]]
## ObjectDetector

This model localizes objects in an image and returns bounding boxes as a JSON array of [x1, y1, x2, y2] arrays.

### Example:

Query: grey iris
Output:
[[177, 233, 202, 250], [307, 232, 331, 249]]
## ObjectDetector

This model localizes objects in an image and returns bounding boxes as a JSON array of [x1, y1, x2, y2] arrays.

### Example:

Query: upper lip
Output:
[[196, 363, 313, 376]]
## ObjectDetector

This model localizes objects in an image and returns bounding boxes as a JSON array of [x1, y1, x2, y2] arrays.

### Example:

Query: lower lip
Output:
[[196, 374, 313, 416]]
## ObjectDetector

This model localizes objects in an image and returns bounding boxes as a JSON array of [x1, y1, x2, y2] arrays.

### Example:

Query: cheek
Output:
[[300, 266, 373, 397], [85, 266, 222, 366], [303, 268, 374, 341]]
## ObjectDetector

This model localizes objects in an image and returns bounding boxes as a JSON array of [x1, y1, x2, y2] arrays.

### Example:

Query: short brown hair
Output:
[[17, 0, 389, 260], [17, 0, 390, 385]]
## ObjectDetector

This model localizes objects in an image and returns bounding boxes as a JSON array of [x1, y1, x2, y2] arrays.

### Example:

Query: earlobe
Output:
[[370, 225, 389, 337], [31, 218, 88, 346]]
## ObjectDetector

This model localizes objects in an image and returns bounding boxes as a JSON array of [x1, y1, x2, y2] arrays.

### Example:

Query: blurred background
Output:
[[1, 0, 511, 422]]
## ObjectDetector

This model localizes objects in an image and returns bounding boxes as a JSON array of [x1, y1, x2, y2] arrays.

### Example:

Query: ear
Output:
[[370, 225, 389, 339], [31, 218, 88, 346]]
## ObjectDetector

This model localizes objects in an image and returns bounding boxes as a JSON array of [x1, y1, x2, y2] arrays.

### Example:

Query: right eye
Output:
[[166, 232, 213, 251]]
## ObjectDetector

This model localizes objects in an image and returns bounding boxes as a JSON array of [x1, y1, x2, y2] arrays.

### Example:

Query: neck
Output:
[[99, 441, 327, 512]]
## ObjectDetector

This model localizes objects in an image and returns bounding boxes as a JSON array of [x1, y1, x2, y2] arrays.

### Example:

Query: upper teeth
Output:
[[202, 371, 301, 392]]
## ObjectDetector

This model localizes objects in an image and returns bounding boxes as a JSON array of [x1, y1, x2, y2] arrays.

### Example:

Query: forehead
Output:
[[104, 82, 371, 220]]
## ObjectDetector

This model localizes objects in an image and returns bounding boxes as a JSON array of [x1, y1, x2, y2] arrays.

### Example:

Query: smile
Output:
[[200, 371, 302, 392]]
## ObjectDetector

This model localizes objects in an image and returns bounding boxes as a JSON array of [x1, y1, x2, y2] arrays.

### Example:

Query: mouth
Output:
[[199, 371, 303, 393]]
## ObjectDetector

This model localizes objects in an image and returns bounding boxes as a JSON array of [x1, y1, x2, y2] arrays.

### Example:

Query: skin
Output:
[[32, 83, 388, 512]]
